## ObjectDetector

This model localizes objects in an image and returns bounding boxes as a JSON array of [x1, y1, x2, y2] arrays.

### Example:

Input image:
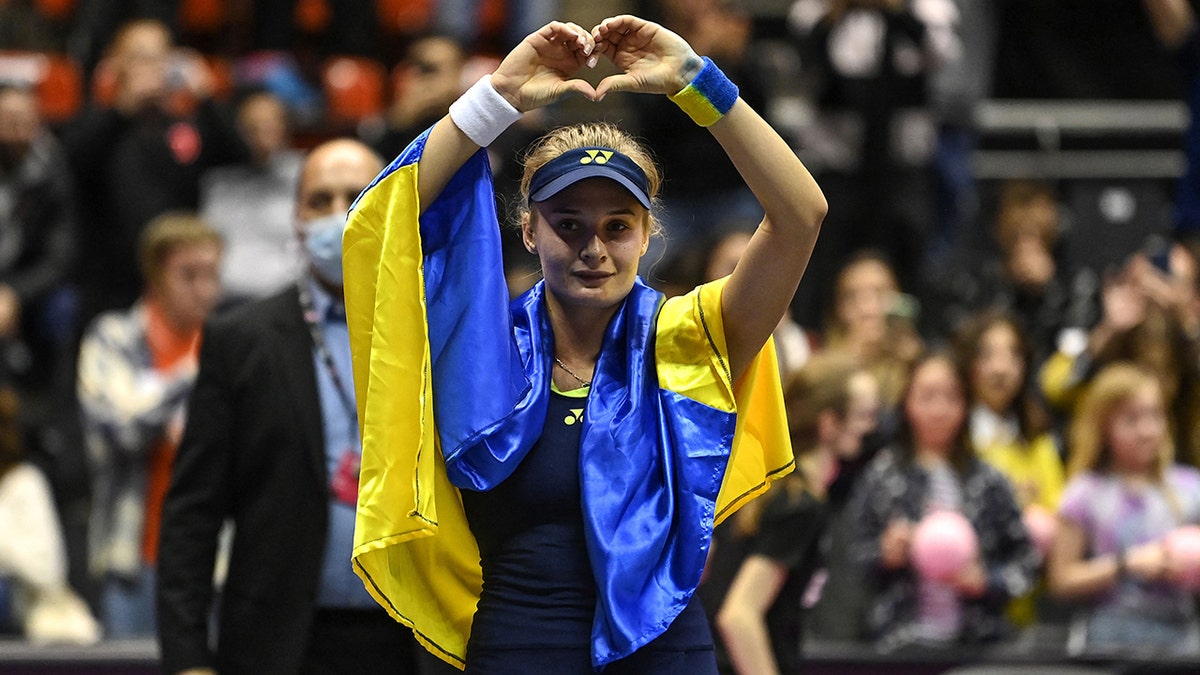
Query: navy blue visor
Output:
[[528, 147, 652, 209]]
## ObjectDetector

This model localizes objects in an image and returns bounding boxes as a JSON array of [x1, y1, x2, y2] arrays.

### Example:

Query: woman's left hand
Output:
[[591, 15, 703, 100]]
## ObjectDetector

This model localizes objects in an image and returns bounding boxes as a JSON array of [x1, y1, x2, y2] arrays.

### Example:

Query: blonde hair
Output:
[[1067, 362, 1173, 480], [517, 123, 662, 235], [138, 211, 223, 287], [108, 18, 171, 58]]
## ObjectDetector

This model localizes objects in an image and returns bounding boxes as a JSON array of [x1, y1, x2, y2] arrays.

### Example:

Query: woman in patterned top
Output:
[[846, 351, 1038, 651]]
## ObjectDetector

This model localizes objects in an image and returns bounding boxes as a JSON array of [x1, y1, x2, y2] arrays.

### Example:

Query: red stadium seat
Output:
[[179, 0, 227, 35], [376, 0, 434, 35], [321, 55, 386, 125], [35, 0, 76, 23], [295, 0, 331, 34], [0, 51, 82, 123]]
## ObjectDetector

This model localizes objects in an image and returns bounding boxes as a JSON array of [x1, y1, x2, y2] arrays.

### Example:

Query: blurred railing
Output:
[[972, 99, 1187, 179]]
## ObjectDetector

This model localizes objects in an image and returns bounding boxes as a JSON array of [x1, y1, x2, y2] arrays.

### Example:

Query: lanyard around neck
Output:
[[297, 279, 359, 429]]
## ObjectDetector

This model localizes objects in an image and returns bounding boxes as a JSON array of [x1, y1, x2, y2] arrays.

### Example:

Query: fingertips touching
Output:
[[591, 17, 618, 48], [564, 22, 594, 55], [595, 74, 634, 101], [563, 78, 599, 102]]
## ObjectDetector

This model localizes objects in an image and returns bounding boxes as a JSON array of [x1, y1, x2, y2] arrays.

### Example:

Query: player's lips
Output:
[[573, 270, 613, 282], [571, 267, 609, 278]]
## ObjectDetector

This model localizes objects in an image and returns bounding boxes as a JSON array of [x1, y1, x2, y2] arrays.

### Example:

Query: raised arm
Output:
[[592, 15, 827, 380], [416, 21, 599, 212]]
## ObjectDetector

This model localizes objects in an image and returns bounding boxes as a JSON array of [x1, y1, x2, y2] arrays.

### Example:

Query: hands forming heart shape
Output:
[[489, 15, 704, 112]]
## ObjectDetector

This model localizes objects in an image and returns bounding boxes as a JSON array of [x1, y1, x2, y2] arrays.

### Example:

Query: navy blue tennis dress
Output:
[[460, 388, 718, 674]]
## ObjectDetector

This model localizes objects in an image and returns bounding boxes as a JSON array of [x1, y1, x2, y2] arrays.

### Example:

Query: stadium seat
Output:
[[376, 0, 434, 35], [295, 0, 332, 34], [179, 0, 227, 35], [34, 0, 76, 23], [0, 51, 82, 124], [321, 55, 386, 125]]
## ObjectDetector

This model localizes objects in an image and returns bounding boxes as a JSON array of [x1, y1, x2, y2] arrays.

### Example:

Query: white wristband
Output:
[[448, 75, 522, 148]]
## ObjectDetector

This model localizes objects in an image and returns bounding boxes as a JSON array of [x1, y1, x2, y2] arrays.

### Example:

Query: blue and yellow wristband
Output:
[[669, 57, 739, 127]]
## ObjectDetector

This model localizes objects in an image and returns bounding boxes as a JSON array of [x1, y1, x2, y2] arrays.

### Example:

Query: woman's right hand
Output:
[[491, 21, 598, 112]]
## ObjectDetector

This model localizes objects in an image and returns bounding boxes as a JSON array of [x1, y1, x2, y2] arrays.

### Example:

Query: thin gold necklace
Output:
[[554, 357, 592, 388]]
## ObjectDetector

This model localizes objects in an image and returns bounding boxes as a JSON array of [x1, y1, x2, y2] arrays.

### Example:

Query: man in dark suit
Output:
[[156, 138, 431, 674]]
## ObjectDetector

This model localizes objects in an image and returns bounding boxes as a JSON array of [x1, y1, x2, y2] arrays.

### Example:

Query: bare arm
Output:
[[717, 555, 789, 675], [711, 104, 827, 380], [416, 22, 598, 213], [1046, 518, 1120, 599], [1047, 517, 1168, 598], [592, 15, 827, 380]]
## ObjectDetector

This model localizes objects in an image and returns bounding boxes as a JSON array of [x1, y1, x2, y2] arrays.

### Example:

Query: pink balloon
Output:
[[1165, 525, 1200, 591], [911, 510, 979, 583], [1022, 505, 1057, 557]]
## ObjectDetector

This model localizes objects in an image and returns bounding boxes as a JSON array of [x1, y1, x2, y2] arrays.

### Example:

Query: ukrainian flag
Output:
[[344, 127, 793, 669]]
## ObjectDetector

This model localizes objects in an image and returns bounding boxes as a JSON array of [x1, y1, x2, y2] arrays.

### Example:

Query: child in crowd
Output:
[[705, 352, 879, 674], [955, 309, 1065, 626], [1040, 247, 1200, 467], [1048, 363, 1200, 656], [957, 310, 1064, 517], [847, 351, 1038, 651]]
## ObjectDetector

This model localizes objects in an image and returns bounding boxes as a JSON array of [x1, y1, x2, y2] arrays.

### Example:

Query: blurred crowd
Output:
[[1, 0, 1200, 672]]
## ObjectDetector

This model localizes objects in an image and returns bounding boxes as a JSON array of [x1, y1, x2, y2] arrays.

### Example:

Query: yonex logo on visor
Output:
[[580, 150, 613, 164], [528, 146, 651, 209]]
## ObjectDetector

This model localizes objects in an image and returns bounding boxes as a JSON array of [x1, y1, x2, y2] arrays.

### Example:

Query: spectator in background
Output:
[[956, 310, 1063, 516], [708, 352, 879, 674], [823, 250, 923, 416], [1039, 247, 1200, 467], [157, 140, 434, 675], [63, 18, 246, 325], [200, 89, 303, 305], [955, 309, 1064, 627], [1048, 363, 1200, 657], [369, 33, 468, 161], [0, 84, 78, 397], [925, 179, 1078, 360], [65, 0, 177, 74], [0, 84, 88, 598], [0, 385, 100, 646], [79, 213, 222, 638], [955, 312, 1060, 511], [847, 351, 1037, 652]]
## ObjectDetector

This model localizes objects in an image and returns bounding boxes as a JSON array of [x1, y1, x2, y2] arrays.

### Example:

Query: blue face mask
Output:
[[302, 213, 347, 286]]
